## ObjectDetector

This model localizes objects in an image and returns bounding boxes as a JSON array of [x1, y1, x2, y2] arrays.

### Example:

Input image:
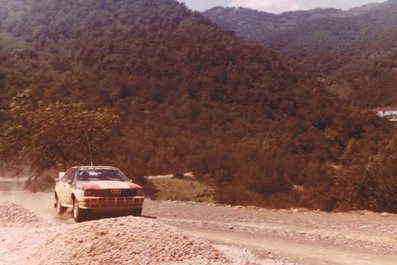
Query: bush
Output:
[[337, 164, 397, 212]]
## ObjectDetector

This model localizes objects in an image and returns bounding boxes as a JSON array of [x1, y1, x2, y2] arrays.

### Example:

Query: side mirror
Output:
[[67, 179, 73, 185]]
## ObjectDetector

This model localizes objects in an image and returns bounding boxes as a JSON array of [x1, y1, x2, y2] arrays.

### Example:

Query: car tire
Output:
[[131, 208, 142, 216], [56, 196, 67, 215], [73, 199, 87, 222]]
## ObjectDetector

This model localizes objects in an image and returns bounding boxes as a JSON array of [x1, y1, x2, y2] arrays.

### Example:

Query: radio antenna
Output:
[[84, 129, 94, 166]]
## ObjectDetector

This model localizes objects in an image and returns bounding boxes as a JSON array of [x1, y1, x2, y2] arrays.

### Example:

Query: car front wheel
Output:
[[131, 208, 142, 216], [72, 199, 87, 222]]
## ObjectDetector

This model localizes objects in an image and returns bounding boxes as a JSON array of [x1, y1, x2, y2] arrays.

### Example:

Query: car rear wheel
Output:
[[131, 208, 142, 216], [73, 199, 87, 222], [56, 196, 67, 215]]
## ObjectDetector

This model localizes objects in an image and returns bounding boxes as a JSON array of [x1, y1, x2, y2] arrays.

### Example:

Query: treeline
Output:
[[203, 1, 397, 107], [0, 0, 395, 211]]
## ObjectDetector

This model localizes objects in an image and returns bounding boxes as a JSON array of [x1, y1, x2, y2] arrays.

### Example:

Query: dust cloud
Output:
[[0, 180, 70, 222]]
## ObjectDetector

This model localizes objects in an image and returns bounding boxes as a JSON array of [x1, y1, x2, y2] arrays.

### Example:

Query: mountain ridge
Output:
[[203, 0, 397, 106]]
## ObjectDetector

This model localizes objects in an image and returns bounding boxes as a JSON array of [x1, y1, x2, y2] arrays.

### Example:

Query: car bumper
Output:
[[78, 196, 144, 212]]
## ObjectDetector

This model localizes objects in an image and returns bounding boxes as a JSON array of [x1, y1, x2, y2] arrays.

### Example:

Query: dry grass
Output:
[[151, 178, 215, 203]]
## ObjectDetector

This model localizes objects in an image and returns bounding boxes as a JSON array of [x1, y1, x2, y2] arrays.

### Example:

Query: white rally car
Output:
[[54, 166, 144, 222]]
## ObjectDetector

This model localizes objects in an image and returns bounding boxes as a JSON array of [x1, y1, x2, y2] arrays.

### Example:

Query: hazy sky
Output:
[[177, 0, 387, 13]]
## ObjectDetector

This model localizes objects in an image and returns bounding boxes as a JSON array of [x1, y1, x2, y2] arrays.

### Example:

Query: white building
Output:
[[373, 107, 397, 121]]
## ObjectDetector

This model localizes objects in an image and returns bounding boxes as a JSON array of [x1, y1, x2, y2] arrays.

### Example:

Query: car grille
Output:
[[85, 189, 137, 197], [83, 197, 144, 208]]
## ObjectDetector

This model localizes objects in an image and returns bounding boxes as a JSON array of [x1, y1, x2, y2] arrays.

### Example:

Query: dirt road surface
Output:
[[1, 190, 396, 264], [144, 200, 397, 265]]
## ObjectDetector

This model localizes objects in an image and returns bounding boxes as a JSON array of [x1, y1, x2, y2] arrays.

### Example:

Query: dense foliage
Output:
[[0, 0, 394, 211], [204, 1, 397, 107], [0, 89, 120, 189]]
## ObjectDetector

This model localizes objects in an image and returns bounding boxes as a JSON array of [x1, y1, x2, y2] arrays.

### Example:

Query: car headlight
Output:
[[136, 189, 144, 196]]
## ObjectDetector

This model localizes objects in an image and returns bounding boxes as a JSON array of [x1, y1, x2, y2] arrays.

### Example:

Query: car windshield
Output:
[[77, 169, 129, 181]]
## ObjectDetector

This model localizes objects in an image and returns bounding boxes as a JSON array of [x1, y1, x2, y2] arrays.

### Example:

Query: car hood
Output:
[[78, 181, 143, 190]]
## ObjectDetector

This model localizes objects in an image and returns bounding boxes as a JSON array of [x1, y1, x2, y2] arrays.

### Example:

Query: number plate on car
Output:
[[110, 189, 122, 195]]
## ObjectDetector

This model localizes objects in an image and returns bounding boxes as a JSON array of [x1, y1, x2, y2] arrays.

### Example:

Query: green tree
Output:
[[0, 90, 119, 183]]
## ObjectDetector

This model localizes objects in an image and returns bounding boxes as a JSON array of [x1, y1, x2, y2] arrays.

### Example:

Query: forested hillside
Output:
[[204, 0, 397, 107], [0, 0, 395, 211]]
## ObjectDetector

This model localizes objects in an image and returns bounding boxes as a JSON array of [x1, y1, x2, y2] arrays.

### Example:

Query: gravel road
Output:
[[144, 200, 397, 265], [1, 190, 396, 264]]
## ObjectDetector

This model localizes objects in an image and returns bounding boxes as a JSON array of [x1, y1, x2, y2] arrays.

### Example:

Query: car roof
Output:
[[72, 166, 120, 171]]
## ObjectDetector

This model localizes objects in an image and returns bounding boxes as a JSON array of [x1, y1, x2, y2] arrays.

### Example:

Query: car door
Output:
[[58, 169, 75, 205], [57, 169, 69, 203], [63, 169, 77, 206]]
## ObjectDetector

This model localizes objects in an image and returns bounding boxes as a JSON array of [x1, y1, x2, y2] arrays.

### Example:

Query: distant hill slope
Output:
[[203, 0, 397, 107], [0, 0, 393, 211]]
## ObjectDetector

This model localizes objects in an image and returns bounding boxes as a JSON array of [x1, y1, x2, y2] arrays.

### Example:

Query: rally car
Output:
[[54, 166, 144, 222]]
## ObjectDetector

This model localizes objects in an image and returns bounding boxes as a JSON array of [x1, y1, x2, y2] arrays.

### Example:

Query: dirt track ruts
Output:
[[1, 191, 397, 265], [143, 200, 397, 264]]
